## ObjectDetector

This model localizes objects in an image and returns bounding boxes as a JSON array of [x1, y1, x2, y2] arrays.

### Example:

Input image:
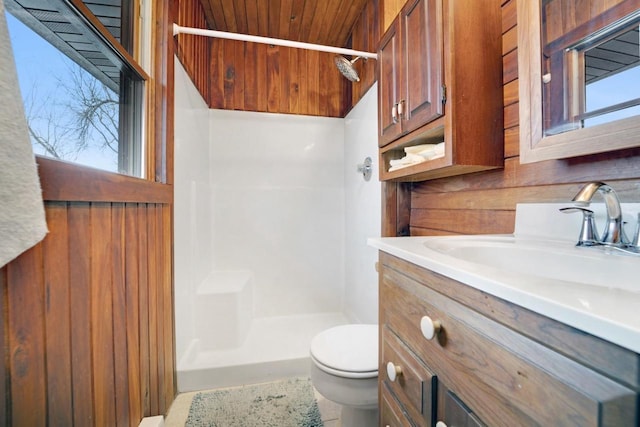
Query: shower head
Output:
[[334, 55, 363, 82]]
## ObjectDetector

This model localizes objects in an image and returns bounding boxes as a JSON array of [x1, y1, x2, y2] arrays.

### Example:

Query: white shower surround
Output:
[[174, 57, 380, 391], [208, 109, 346, 318]]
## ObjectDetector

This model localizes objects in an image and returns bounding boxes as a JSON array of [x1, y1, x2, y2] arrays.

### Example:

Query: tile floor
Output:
[[164, 382, 342, 427]]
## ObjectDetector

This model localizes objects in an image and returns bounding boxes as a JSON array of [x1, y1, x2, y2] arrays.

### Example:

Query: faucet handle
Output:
[[560, 207, 600, 246]]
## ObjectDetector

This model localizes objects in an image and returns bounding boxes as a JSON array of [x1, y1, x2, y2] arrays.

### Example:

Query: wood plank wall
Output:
[[207, 38, 349, 116], [349, 0, 380, 108], [176, 0, 211, 103], [175, 0, 380, 117], [0, 1, 177, 425], [1, 202, 174, 427], [408, 0, 640, 236]]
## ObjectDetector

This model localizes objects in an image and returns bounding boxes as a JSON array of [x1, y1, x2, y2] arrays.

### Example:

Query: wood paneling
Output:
[[349, 0, 380, 108], [44, 203, 73, 426], [200, 0, 370, 48], [176, 0, 211, 103], [1, 202, 174, 426], [68, 202, 94, 426], [543, 0, 627, 44], [0, 270, 6, 426], [409, 0, 640, 237], [502, 2, 519, 160], [502, 48, 518, 84], [175, 0, 378, 117], [382, 0, 405, 32], [0, 0, 177, 425], [7, 245, 47, 427], [205, 38, 350, 117], [382, 181, 411, 237], [501, 0, 516, 32]]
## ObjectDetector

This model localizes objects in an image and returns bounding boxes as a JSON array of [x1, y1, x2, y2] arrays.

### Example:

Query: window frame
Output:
[[13, 0, 173, 202], [542, 9, 640, 134], [518, 0, 640, 164]]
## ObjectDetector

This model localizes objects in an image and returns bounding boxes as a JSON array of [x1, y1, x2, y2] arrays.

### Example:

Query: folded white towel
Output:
[[404, 144, 433, 154], [417, 142, 445, 160], [404, 142, 443, 153], [0, 1, 48, 267], [388, 142, 445, 172], [389, 153, 425, 167]]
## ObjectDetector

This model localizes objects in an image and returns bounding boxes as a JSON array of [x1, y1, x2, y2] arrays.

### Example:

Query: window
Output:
[[5, 0, 146, 177], [581, 22, 640, 128]]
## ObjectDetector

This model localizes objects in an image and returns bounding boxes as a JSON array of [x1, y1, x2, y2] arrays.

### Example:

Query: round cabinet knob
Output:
[[386, 361, 402, 382], [420, 315, 442, 340], [436, 422, 448, 427]]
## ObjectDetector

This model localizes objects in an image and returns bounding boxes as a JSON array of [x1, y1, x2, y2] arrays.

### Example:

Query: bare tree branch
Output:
[[23, 82, 76, 159], [61, 65, 119, 154], [23, 61, 120, 165]]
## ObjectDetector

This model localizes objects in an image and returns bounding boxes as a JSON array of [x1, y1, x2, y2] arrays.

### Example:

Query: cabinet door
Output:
[[439, 390, 486, 427], [400, 0, 443, 134], [378, 18, 403, 147]]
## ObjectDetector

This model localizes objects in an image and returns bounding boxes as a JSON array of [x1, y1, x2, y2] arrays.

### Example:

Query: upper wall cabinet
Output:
[[378, 0, 504, 182], [518, 0, 640, 164], [379, 0, 443, 147]]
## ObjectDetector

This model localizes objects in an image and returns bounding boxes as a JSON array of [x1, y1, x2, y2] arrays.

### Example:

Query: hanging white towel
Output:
[[0, 0, 48, 267]]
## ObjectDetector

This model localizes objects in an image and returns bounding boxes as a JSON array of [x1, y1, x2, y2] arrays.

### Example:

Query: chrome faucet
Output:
[[571, 181, 629, 246], [561, 182, 640, 254]]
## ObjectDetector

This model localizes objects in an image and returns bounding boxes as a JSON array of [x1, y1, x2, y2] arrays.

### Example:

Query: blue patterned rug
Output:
[[185, 377, 324, 427]]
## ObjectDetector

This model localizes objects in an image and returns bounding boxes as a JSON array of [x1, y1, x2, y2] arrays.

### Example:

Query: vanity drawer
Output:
[[380, 262, 638, 427], [381, 384, 413, 427], [381, 326, 436, 427]]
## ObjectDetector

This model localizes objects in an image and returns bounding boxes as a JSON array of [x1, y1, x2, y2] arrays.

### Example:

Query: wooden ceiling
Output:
[[199, 0, 370, 48]]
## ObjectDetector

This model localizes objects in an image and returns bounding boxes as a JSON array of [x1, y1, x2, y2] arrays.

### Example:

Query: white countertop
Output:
[[368, 203, 640, 354]]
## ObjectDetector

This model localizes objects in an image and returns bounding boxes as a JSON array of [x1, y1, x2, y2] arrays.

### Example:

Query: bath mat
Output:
[[185, 377, 324, 427]]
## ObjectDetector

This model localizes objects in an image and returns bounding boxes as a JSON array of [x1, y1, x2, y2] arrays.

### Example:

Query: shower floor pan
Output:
[[177, 312, 349, 391]]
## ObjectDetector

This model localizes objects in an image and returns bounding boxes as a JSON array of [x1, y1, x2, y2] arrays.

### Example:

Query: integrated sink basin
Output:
[[368, 203, 640, 354], [421, 235, 639, 293]]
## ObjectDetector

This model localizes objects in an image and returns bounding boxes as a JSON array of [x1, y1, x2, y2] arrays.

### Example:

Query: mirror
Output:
[[518, 0, 640, 163]]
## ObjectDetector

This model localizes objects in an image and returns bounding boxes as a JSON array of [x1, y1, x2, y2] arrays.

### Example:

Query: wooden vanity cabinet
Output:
[[377, 0, 504, 182], [378, 252, 640, 427]]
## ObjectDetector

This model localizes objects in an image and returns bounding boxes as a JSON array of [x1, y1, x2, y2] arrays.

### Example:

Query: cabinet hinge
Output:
[[441, 84, 447, 105]]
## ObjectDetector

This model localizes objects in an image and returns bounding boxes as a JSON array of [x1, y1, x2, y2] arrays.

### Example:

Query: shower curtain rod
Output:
[[173, 24, 378, 59]]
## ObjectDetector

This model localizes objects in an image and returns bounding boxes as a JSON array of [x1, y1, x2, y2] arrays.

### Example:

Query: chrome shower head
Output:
[[334, 55, 363, 82]]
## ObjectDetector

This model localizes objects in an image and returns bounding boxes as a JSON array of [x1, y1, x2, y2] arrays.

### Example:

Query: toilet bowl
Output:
[[310, 324, 378, 427]]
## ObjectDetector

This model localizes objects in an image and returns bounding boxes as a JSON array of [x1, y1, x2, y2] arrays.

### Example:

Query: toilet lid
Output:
[[310, 324, 378, 375]]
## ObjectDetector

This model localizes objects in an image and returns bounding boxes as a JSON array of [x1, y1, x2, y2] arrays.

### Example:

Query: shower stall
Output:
[[174, 58, 380, 391]]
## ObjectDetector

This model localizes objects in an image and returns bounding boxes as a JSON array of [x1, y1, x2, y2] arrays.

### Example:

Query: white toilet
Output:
[[310, 324, 379, 427]]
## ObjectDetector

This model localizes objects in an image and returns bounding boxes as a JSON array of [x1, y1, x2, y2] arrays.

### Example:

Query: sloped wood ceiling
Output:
[[199, 0, 370, 47]]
